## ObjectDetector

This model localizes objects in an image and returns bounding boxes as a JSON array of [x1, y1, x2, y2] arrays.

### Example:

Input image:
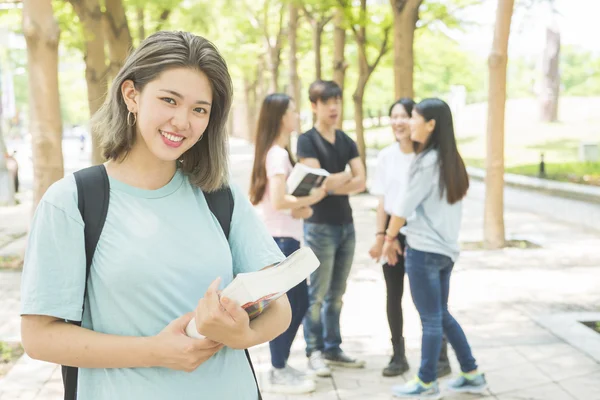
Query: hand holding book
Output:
[[154, 312, 224, 371], [185, 247, 320, 341], [191, 277, 257, 349]]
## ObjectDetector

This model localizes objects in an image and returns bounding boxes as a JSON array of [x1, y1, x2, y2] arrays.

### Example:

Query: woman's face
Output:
[[281, 100, 298, 135], [410, 109, 435, 144], [122, 67, 213, 162], [390, 103, 411, 142]]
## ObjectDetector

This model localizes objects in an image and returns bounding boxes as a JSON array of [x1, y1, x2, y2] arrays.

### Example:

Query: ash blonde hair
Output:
[[91, 31, 233, 191]]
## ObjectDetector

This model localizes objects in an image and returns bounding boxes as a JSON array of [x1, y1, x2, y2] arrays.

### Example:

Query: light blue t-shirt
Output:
[[393, 149, 463, 261], [21, 169, 284, 399]]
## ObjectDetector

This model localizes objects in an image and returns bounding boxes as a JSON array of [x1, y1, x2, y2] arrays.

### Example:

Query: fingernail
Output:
[[221, 297, 229, 305]]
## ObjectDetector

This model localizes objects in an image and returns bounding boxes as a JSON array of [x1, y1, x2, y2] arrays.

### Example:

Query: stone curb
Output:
[[467, 166, 600, 203]]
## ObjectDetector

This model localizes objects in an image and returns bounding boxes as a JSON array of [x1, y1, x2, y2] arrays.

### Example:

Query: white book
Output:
[[185, 247, 320, 339], [286, 163, 329, 197]]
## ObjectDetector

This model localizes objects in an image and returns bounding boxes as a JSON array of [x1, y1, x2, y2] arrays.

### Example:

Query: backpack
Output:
[[63, 165, 262, 400]]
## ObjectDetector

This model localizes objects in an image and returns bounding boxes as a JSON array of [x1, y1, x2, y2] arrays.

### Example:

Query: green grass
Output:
[[507, 162, 600, 185], [464, 159, 600, 186], [0, 255, 23, 270], [0, 341, 24, 377], [581, 321, 600, 335], [464, 158, 486, 169]]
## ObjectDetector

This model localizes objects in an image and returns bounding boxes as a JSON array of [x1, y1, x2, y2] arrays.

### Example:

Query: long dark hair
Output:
[[249, 93, 295, 205], [389, 97, 416, 117], [413, 98, 469, 204]]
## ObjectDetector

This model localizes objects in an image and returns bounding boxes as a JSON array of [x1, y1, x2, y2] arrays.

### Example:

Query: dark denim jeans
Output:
[[303, 222, 355, 356], [269, 237, 309, 368], [405, 247, 478, 383]]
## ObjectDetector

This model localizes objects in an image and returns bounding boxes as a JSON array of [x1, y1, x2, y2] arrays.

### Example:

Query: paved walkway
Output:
[[1, 138, 599, 399]]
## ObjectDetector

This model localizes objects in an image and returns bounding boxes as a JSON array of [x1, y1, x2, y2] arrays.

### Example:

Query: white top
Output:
[[371, 143, 415, 215], [254, 145, 303, 241]]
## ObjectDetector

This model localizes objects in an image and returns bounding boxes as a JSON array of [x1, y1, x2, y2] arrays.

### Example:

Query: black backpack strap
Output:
[[204, 187, 233, 239], [75, 165, 110, 279], [204, 187, 262, 400], [244, 349, 262, 400], [63, 165, 110, 400]]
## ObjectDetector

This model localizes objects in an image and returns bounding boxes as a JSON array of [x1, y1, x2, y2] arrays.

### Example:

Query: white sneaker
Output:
[[285, 364, 308, 379], [267, 367, 316, 394], [308, 351, 332, 377]]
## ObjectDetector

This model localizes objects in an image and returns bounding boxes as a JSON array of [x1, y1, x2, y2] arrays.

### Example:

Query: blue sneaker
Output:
[[392, 377, 441, 399], [447, 372, 487, 394]]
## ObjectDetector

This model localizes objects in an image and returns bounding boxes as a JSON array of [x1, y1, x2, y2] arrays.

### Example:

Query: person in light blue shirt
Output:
[[369, 98, 451, 380], [20, 31, 291, 400], [382, 99, 487, 398]]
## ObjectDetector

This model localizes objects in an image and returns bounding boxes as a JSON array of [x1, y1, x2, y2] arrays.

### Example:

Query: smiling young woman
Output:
[[20, 31, 291, 400]]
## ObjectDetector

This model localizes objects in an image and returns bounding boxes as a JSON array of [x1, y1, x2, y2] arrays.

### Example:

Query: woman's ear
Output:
[[426, 118, 436, 134], [121, 80, 139, 113]]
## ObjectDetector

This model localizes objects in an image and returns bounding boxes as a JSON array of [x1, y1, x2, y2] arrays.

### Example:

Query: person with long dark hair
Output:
[[382, 98, 487, 398], [249, 93, 325, 394], [369, 98, 451, 379]]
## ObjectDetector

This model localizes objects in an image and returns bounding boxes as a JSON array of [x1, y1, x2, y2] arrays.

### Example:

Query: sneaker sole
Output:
[[392, 393, 442, 400], [324, 360, 366, 368], [447, 385, 487, 394], [307, 369, 332, 378], [266, 383, 317, 395], [382, 368, 409, 377]]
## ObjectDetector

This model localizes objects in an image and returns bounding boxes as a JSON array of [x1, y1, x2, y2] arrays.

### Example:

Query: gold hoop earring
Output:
[[127, 111, 137, 126]]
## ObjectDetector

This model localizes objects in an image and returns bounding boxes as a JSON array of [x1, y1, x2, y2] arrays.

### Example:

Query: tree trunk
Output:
[[137, 7, 145, 44], [104, 0, 132, 79], [268, 44, 279, 92], [540, 21, 560, 122], [349, 0, 389, 173], [484, 0, 514, 249], [70, 0, 109, 165], [155, 9, 171, 32], [314, 24, 324, 80], [390, 0, 422, 100], [243, 79, 253, 142], [288, 3, 301, 132], [353, 77, 368, 170], [244, 71, 259, 142], [22, 0, 64, 210], [0, 132, 16, 206], [353, 28, 371, 169], [333, 9, 347, 129], [256, 56, 268, 108], [0, 72, 16, 205]]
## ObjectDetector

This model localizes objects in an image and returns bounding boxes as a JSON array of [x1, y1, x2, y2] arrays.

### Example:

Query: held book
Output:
[[286, 163, 329, 197], [185, 247, 320, 339]]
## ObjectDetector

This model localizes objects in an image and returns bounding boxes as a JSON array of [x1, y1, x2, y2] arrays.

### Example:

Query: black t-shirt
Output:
[[296, 128, 360, 225]]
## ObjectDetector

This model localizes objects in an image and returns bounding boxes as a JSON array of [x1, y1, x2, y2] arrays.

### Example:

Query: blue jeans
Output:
[[269, 237, 309, 368], [405, 247, 478, 383], [303, 222, 355, 356]]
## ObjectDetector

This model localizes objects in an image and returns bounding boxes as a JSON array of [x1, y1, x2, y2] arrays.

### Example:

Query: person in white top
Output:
[[249, 93, 326, 395], [369, 98, 451, 378]]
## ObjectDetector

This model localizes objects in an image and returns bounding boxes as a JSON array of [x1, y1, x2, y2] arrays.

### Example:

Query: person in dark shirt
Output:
[[296, 80, 366, 377]]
